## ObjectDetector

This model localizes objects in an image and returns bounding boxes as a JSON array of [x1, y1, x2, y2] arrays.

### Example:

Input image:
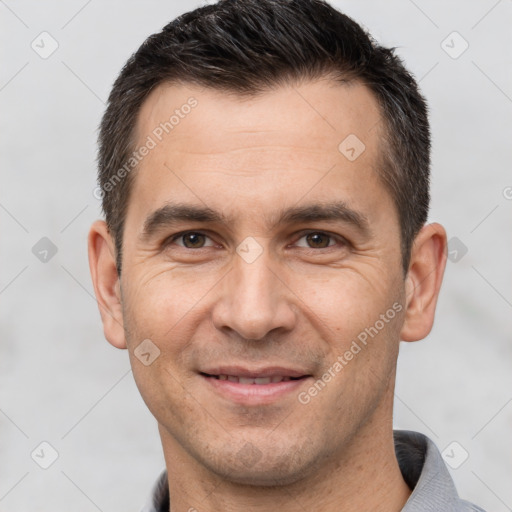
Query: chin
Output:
[[215, 463, 309, 488], [203, 440, 320, 487]]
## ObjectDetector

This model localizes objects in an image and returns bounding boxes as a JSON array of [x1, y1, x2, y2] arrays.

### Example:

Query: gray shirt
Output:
[[141, 430, 486, 512]]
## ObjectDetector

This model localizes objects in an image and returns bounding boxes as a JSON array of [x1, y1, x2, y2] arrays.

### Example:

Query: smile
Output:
[[203, 374, 302, 384], [199, 367, 311, 405]]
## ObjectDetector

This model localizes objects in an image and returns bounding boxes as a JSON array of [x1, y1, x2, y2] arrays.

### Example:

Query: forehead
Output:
[[128, 78, 392, 231], [136, 78, 382, 157]]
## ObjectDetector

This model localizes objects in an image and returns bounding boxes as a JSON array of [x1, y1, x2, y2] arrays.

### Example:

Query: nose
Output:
[[211, 247, 297, 341]]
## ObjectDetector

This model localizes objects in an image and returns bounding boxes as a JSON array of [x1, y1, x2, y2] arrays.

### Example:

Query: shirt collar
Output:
[[396, 430, 459, 511]]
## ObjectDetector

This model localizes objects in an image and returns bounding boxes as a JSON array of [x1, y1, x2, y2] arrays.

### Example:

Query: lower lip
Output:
[[201, 375, 310, 405]]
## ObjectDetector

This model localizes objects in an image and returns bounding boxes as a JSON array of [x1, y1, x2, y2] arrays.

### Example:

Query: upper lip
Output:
[[200, 366, 310, 379]]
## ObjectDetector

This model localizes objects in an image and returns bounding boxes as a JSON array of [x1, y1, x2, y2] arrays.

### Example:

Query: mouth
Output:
[[201, 373, 304, 384], [199, 367, 312, 405]]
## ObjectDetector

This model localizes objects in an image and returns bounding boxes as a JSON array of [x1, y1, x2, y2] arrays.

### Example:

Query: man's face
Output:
[[118, 79, 406, 485]]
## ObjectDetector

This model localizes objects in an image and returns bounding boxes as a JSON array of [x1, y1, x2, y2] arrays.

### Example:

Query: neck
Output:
[[159, 406, 411, 512]]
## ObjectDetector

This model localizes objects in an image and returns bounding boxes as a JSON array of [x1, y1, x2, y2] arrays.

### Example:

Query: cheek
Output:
[[120, 276, 201, 424], [289, 265, 400, 341], [290, 268, 405, 408], [120, 266, 225, 405], [304, 300, 403, 429], [122, 265, 220, 338]]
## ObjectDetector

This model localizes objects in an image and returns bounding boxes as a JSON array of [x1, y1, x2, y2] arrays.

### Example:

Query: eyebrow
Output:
[[140, 201, 370, 240]]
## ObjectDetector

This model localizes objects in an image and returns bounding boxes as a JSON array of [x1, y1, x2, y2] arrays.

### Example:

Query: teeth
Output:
[[238, 377, 255, 384], [215, 375, 294, 384], [272, 376, 291, 383], [254, 377, 271, 385]]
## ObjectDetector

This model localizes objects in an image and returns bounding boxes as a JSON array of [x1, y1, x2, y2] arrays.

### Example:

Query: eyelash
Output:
[[165, 230, 349, 251]]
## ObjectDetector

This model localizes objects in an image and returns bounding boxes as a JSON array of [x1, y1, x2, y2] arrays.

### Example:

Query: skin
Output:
[[89, 78, 447, 512]]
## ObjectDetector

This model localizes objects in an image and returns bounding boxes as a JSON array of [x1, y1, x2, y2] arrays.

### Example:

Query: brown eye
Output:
[[183, 233, 205, 248], [305, 232, 332, 248], [173, 232, 213, 249], [292, 231, 349, 251]]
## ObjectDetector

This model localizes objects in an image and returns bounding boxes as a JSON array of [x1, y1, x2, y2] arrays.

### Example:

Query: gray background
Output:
[[1, 0, 511, 510]]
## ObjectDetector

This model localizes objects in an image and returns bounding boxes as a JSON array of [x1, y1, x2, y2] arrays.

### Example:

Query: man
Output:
[[88, 0, 485, 510]]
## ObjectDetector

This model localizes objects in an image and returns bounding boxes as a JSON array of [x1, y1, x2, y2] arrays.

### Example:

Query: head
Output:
[[89, 0, 446, 492]]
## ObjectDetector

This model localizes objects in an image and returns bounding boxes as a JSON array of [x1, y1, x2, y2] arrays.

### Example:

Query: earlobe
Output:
[[400, 223, 447, 342], [88, 220, 127, 349]]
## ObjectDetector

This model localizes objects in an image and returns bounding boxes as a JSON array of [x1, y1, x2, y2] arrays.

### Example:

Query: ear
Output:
[[400, 223, 447, 342], [88, 220, 126, 349]]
